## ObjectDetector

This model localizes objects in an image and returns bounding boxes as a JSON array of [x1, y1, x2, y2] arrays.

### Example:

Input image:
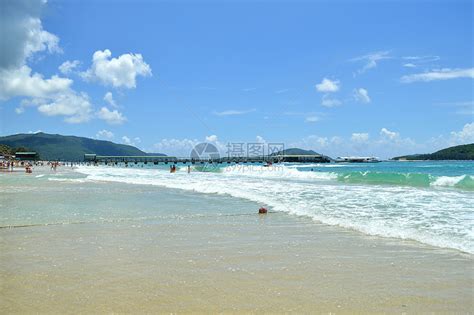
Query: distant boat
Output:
[[335, 156, 381, 163]]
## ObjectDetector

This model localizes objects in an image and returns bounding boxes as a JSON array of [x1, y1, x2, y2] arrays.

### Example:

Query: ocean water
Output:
[[1, 161, 473, 254]]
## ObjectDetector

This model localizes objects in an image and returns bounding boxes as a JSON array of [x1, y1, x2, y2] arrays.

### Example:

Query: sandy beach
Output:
[[1, 166, 473, 313]]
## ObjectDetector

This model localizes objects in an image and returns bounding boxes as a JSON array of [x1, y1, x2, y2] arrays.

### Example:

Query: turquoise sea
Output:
[[1, 161, 473, 253]]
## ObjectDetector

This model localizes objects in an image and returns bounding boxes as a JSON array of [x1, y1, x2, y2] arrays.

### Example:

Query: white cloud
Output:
[[380, 127, 399, 140], [103, 91, 117, 107], [0, 65, 72, 100], [213, 109, 256, 116], [153, 138, 200, 156], [275, 88, 290, 94], [402, 55, 440, 67], [59, 60, 80, 75], [315, 78, 340, 93], [351, 133, 369, 143], [255, 135, 266, 144], [35, 92, 93, 123], [153, 135, 229, 156], [205, 135, 218, 142], [290, 135, 336, 151], [122, 136, 132, 145], [121, 136, 140, 146], [97, 107, 126, 125], [96, 129, 114, 140], [0, 0, 61, 69], [351, 51, 391, 74], [321, 95, 342, 107], [428, 123, 474, 150], [305, 116, 320, 123], [450, 123, 474, 144], [0, 1, 98, 124], [401, 68, 474, 83], [81, 49, 152, 88], [0, 66, 92, 123], [290, 125, 472, 159], [353, 88, 371, 103]]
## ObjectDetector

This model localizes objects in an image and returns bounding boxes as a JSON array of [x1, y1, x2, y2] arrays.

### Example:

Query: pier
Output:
[[83, 154, 330, 164]]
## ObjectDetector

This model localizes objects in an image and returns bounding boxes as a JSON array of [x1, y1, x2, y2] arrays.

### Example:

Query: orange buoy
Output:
[[259, 207, 268, 214]]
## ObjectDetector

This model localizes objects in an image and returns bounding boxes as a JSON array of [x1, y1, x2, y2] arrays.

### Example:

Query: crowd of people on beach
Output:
[[0, 160, 80, 174], [1, 159, 196, 174]]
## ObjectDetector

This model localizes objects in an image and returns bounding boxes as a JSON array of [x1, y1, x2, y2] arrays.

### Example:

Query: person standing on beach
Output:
[[187, 165, 191, 173]]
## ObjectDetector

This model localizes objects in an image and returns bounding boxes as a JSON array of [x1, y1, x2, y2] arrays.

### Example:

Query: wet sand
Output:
[[1, 212, 473, 313], [0, 167, 473, 312]]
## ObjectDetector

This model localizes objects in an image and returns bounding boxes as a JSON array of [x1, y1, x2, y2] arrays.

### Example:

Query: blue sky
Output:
[[0, 0, 472, 158]]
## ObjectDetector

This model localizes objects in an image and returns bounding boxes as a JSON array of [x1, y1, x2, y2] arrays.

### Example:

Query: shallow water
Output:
[[59, 161, 474, 254]]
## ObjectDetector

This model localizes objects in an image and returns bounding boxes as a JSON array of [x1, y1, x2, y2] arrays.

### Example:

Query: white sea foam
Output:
[[431, 175, 468, 187], [48, 177, 89, 183], [75, 165, 474, 254]]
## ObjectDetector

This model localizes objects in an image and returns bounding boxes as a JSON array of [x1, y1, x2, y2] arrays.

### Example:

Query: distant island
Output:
[[0, 132, 165, 161], [392, 143, 474, 161]]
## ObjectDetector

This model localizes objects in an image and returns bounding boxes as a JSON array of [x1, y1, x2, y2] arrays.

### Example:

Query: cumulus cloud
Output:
[[0, 0, 61, 70], [0, 0, 96, 124], [351, 133, 369, 143], [351, 51, 391, 74], [103, 91, 117, 107], [153, 135, 230, 156], [122, 136, 141, 147], [380, 127, 399, 140], [353, 88, 371, 103], [315, 78, 340, 93], [59, 60, 80, 75], [96, 107, 126, 125], [205, 135, 218, 142], [213, 109, 256, 116], [450, 123, 474, 144], [2, 67, 92, 123], [401, 68, 474, 83], [35, 92, 93, 123], [0, 65, 72, 100], [153, 138, 200, 156], [289, 135, 343, 154], [81, 49, 152, 88], [96, 129, 114, 140], [321, 95, 342, 107], [255, 135, 266, 144], [291, 125, 472, 159]]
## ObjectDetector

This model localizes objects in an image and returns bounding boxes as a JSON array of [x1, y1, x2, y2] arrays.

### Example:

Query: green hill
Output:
[[393, 143, 474, 160], [0, 132, 165, 161]]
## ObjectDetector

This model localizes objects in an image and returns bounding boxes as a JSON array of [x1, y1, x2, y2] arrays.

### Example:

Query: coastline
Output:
[[1, 166, 473, 312]]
